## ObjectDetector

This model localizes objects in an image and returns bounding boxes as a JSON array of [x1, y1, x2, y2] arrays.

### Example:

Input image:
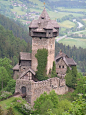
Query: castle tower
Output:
[[29, 8, 59, 74]]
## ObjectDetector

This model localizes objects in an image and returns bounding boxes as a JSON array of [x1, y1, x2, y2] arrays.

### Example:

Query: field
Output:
[[59, 20, 75, 28], [58, 37, 86, 48], [57, 7, 86, 12], [0, 97, 23, 115]]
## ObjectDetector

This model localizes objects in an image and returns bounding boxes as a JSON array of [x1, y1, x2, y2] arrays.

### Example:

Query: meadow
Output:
[[58, 37, 86, 48], [0, 97, 23, 115]]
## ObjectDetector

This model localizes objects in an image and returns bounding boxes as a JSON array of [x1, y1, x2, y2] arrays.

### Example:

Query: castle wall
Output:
[[15, 77, 68, 106], [32, 37, 55, 74]]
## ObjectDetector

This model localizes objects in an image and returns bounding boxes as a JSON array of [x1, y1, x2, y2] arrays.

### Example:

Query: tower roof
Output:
[[39, 8, 50, 21], [29, 8, 59, 33]]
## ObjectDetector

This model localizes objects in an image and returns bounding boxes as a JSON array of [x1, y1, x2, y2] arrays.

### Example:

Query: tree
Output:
[[65, 66, 77, 89], [51, 61, 57, 78], [0, 66, 10, 90], [33, 90, 58, 114], [5, 79, 16, 94], [0, 57, 12, 77]]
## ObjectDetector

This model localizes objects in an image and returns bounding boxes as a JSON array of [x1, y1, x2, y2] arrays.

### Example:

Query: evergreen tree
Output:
[[51, 61, 57, 78], [65, 66, 77, 89]]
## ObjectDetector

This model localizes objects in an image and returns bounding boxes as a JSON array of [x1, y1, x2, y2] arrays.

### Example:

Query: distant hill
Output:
[[0, 23, 31, 66], [0, 13, 31, 43]]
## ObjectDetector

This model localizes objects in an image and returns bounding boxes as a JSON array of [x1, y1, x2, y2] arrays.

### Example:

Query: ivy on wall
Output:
[[35, 48, 48, 81]]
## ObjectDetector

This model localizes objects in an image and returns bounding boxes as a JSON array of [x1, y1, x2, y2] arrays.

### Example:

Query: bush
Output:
[[12, 97, 31, 115], [0, 91, 12, 100], [33, 90, 58, 114], [5, 79, 16, 94]]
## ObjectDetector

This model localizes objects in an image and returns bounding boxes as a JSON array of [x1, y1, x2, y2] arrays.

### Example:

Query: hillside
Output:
[[0, 0, 86, 49], [0, 24, 31, 66]]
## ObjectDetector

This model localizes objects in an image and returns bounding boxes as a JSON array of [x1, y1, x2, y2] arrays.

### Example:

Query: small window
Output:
[[59, 66, 61, 68], [40, 37, 42, 39], [41, 17, 44, 19], [49, 32, 51, 34], [62, 66, 64, 68]]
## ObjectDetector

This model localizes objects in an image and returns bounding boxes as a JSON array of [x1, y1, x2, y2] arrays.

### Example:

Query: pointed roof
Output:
[[19, 68, 36, 79], [13, 63, 19, 70], [55, 51, 77, 66], [39, 8, 50, 21], [29, 8, 59, 33]]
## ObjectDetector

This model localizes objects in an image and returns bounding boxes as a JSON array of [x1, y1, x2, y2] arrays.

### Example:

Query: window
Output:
[[41, 17, 44, 19], [62, 66, 64, 68], [49, 32, 51, 34], [59, 65, 61, 68]]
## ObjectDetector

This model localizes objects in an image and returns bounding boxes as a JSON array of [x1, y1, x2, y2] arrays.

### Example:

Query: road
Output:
[[56, 30, 86, 42]]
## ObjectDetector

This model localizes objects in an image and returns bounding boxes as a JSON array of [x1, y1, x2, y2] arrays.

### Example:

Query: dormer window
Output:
[[41, 17, 44, 19]]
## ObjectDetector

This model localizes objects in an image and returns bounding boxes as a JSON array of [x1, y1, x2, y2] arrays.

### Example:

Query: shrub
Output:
[[12, 97, 31, 115], [0, 91, 12, 100]]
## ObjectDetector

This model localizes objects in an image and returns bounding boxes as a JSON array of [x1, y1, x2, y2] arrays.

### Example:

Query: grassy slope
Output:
[[0, 97, 23, 115], [58, 38, 86, 48], [59, 20, 75, 28]]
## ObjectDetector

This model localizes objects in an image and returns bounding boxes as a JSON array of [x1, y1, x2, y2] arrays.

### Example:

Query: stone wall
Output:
[[15, 77, 68, 106], [13, 70, 19, 80], [32, 37, 55, 74], [56, 58, 67, 75]]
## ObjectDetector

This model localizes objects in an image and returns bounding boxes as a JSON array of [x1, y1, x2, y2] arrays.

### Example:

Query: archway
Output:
[[21, 86, 26, 94]]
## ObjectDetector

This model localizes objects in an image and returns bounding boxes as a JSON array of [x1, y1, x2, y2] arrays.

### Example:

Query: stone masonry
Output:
[[32, 37, 55, 74], [15, 77, 68, 106]]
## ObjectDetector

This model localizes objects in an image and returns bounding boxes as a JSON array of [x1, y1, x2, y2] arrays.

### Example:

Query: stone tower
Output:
[[29, 8, 59, 74]]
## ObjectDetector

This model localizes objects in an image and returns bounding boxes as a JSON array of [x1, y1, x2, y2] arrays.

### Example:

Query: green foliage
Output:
[[51, 61, 57, 78], [0, 57, 12, 77], [0, 91, 12, 101], [65, 66, 77, 89], [0, 105, 3, 115], [63, 96, 86, 115], [33, 90, 58, 114], [0, 66, 11, 90], [4, 79, 16, 94], [12, 97, 31, 115], [6, 107, 15, 115], [35, 48, 48, 81], [73, 76, 86, 98], [0, 24, 31, 66]]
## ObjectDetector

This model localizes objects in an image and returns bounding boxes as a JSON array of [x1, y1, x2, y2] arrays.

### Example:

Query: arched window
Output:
[[21, 86, 26, 94]]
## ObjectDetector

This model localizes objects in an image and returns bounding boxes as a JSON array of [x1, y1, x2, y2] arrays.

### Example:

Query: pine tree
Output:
[[51, 61, 57, 78]]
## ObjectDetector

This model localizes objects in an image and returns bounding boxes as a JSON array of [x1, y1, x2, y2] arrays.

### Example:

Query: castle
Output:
[[13, 8, 76, 106]]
